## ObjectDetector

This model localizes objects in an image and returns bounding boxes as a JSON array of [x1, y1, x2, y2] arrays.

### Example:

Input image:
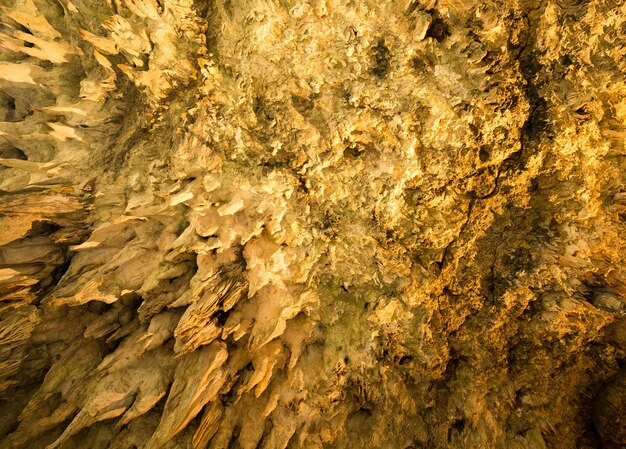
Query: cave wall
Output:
[[0, 0, 625, 448]]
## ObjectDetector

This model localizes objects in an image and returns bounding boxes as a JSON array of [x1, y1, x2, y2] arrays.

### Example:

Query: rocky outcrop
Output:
[[1, 0, 625, 448]]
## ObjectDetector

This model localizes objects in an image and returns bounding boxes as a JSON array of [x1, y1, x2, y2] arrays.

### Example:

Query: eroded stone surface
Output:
[[0, 0, 625, 448]]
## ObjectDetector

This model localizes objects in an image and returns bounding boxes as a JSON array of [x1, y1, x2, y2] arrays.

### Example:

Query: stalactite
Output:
[[1, 1, 625, 448]]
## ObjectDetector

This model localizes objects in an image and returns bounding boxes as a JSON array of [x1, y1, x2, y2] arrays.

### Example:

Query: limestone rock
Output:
[[0, 0, 625, 448]]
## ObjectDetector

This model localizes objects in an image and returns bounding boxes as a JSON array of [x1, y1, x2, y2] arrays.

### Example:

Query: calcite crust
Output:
[[0, 1, 625, 449]]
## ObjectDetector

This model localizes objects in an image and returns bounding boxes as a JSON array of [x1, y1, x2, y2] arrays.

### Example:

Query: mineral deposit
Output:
[[0, 1, 625, 448]]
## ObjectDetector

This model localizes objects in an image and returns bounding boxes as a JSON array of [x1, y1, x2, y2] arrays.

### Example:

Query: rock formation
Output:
[[0, 0, 625, 448]]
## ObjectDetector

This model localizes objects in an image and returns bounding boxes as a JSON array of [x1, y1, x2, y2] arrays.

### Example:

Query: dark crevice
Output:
[[33, 257, 72, 307], [0, 145, 27, 160], [516, 4, 552, 168], [425, 10, 451, 42], [447, 418, 467, 442], [371, 38, 391, 79]]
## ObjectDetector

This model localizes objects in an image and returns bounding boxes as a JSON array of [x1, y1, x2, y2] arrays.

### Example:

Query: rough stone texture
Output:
[[1, 0, 625, 448]]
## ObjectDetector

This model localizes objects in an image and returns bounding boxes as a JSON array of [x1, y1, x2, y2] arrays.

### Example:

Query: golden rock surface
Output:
[[0, 0, 625, 448]]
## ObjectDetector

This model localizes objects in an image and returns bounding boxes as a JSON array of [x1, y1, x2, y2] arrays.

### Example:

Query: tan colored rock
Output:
[[0, 0, 625, 448]]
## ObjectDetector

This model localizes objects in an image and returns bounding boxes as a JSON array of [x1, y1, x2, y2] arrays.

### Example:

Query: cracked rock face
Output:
[[1, 0, 625, 448]]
